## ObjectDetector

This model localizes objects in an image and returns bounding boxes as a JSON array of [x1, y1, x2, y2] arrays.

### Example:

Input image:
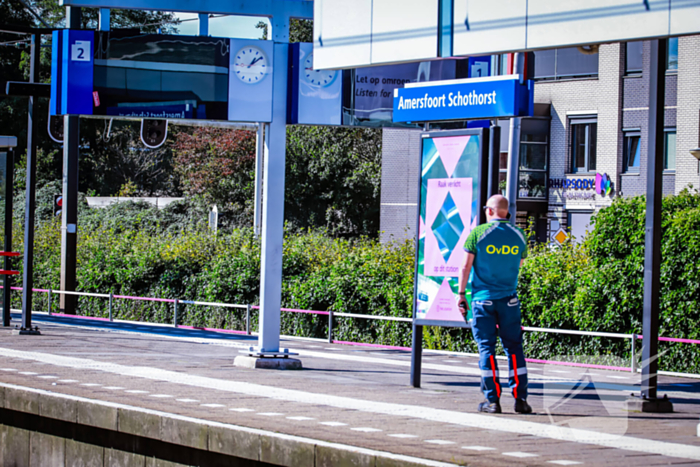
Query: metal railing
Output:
[[4, 286, 699, 377]]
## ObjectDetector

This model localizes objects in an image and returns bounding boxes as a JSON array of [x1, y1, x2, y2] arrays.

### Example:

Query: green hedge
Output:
[[9, 190, 700, 373], [519, 188, 700, 373]]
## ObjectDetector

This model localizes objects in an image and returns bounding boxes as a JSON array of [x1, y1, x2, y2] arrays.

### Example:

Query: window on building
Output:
[[570, 119, 597, 173], [499, 152, 508, 195], [623, 131, 641, 172], [625, 41, 643, 74], [534, 49, 555, 79], [533, 47, 598, 80], [518, 120, 549, 199], [664, 129, 676, 170], [667, 38, 678, 71]]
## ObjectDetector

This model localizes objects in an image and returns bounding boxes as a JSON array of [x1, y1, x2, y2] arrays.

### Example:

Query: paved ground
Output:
[[1, 313, 700, 466]]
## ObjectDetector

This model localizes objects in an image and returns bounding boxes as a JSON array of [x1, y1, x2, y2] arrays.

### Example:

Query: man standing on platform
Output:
[[456, 194, 532, 414]]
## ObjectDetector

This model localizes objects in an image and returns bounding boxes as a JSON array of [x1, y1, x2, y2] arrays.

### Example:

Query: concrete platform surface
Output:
[[1, 313, 700, 466]]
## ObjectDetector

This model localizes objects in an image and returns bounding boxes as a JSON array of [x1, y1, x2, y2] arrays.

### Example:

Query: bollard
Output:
[[631, 333, 637, 374], [108, 292, 113, 322], [328, 310, 334, 343], [174, 299, 179, 328], [246, 304, 251, 335], [47, 289, 52, 316]]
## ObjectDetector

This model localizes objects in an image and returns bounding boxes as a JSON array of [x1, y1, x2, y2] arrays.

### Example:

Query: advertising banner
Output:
[[414, 129, 488, 328], [393, 75, 533, 123]]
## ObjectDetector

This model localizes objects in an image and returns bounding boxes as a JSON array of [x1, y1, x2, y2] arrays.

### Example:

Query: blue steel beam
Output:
[[58, 0, 313, 19]]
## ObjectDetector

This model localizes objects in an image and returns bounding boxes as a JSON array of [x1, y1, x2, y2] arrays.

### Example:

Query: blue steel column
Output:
[[254, 123, 265, 237], [257, 16, 289, 353], [198, 13, 209, 36], [437, 0, 453, 57], [98, 8, 110, 30]]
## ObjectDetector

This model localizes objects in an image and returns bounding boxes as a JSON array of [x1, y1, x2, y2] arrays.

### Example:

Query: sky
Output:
[[173, 13, 269, 39]]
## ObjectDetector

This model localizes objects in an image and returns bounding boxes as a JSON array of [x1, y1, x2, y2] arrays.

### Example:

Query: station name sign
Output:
[[392, 75, 533, 123]]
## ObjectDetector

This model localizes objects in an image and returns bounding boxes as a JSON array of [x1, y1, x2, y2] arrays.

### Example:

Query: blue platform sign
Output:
[[392, 75, 533, 123], [50, 30, 94, 116]]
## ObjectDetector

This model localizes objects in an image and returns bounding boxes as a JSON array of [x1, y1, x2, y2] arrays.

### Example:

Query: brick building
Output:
[[380, 36, 700, 244]]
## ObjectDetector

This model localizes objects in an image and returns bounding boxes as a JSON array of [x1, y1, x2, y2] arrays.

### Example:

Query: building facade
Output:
[[380, 36, 700, 244]]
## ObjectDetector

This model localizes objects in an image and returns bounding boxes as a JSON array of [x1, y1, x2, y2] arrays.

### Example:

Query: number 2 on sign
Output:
[[71, 41, 90, 62]]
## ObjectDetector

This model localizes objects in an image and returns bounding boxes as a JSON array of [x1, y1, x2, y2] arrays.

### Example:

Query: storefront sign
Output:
[[549, 178, 595, 190], [550, 173, 613, 197], [596, 173, 613, 196], [393, 75, 533, 123], [563, 192, 595, 200]]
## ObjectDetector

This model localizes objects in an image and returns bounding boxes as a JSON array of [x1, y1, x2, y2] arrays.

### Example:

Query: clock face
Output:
[[233, 46, 269, 84], [303, 53, 337, 87]]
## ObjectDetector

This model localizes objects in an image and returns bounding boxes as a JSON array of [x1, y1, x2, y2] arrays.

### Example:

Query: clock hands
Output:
[[248, 56, 263, 68]]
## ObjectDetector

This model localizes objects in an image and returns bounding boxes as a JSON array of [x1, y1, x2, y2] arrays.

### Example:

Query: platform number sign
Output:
[[71, 41, 90, 62]]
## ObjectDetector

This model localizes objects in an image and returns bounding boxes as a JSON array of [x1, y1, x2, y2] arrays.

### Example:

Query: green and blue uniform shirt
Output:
[[463, 220, 528, 301]]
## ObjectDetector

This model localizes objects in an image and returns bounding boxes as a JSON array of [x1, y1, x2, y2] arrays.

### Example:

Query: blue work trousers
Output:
[[471, 295, 528, 403]]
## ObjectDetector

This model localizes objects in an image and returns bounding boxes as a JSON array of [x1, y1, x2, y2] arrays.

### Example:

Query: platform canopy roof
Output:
[[59, 0, 312, 19]]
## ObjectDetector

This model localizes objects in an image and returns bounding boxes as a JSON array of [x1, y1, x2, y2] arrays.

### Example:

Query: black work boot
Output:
[[514, 398, 533, 414], [477, 400, 502, 414]]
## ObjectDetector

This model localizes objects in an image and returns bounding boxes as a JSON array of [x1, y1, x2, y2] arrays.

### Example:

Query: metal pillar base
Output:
[[239, 347, 298, 358], [233, 355, 302, 370], [626, 394, 673, 413], [12, 326, 41, 335]]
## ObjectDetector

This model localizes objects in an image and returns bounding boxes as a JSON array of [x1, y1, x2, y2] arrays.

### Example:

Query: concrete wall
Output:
[[0, 384, 435, 467], [0, 424, 190, 467]]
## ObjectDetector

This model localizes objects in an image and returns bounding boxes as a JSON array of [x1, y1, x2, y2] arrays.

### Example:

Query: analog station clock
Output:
[[233, 45, 269, 84], [303, 52, 337, 87]]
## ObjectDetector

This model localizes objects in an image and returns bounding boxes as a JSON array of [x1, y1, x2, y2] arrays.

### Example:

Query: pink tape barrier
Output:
[[175, 324, 248, 335], [112, 294, 176, 303], [636, 334, 700, 345], [332, 340, 411, 351], [251, 305, 330, 316], [5, 285, 699, 347], [525, 358, 631, 372], [24, 313, 686, 372], [50, 312, 111, 323]]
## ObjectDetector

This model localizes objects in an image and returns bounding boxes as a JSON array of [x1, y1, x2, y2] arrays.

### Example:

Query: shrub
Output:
[[10, 190, 700, 373]]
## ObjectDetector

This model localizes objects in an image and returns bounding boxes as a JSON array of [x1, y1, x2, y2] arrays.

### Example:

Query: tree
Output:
[[172, 127, 256, 226], [256, 18, 311, 43], [79, 119, 180, 197], [285, 126, 382, 237], [0, 1, 35, 155], [30, 0, 179, 33]]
